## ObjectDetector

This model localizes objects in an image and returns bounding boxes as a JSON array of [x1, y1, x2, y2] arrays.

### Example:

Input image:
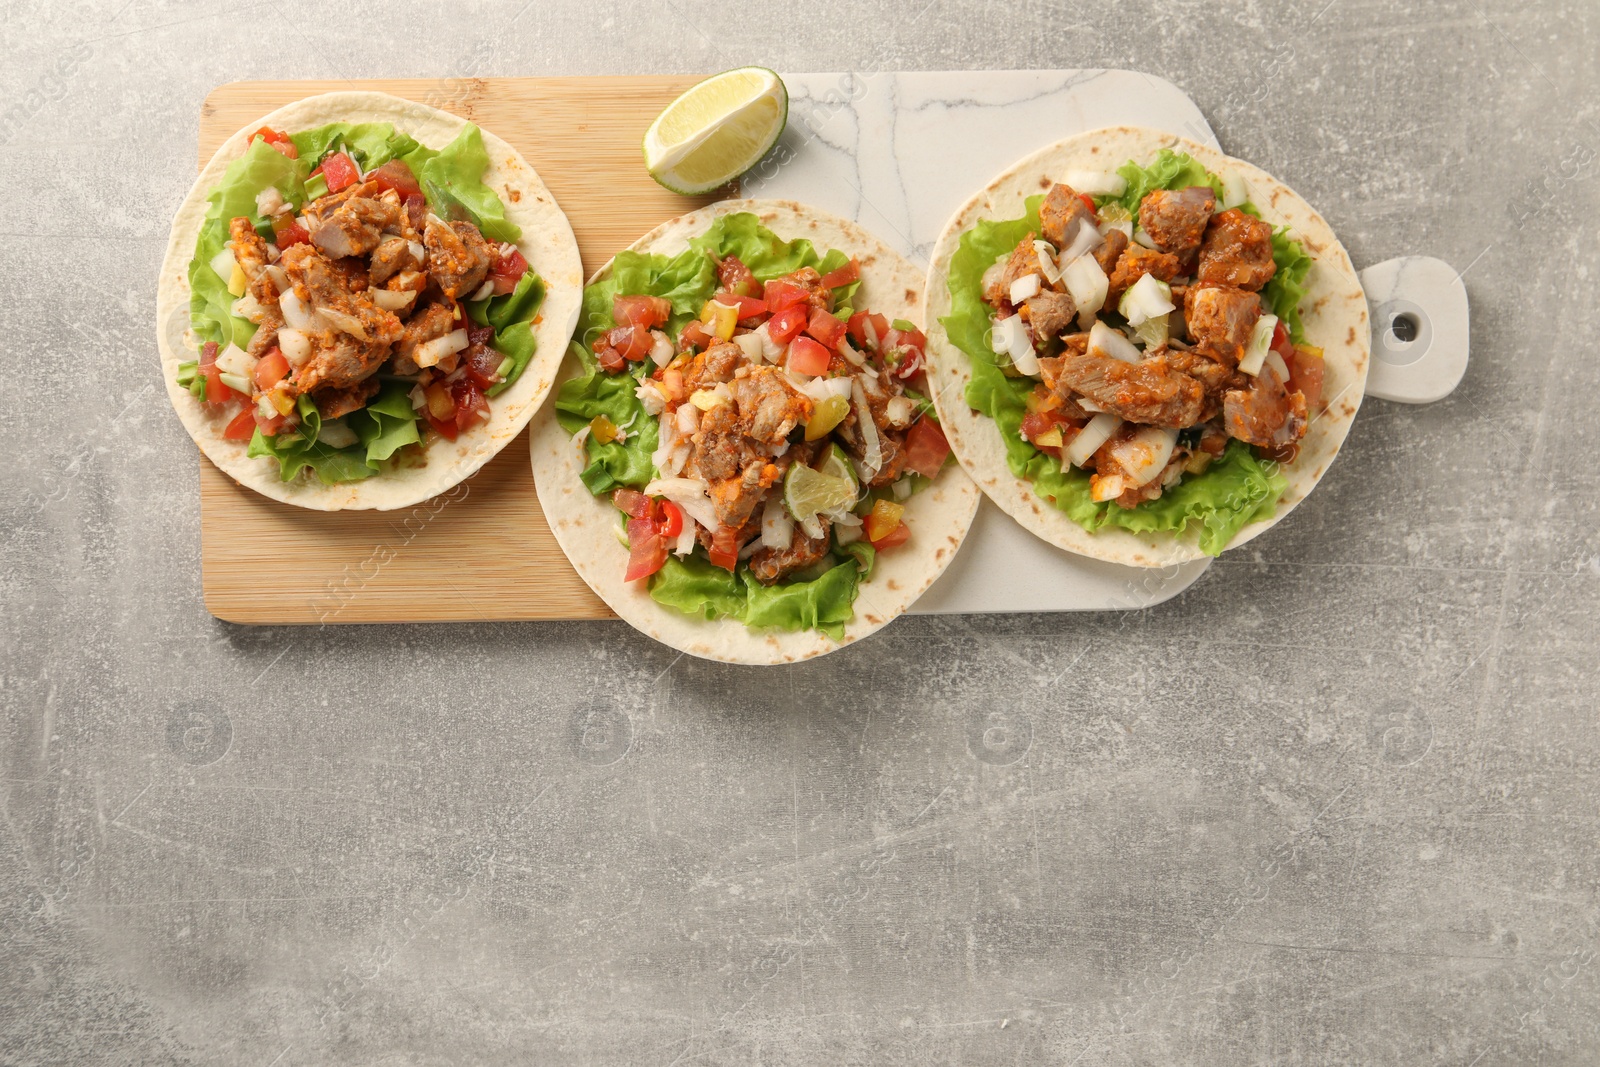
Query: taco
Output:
[[156, 91, 583, 510], [925, 127, 1369, 567], [530, 200, 979, 664]]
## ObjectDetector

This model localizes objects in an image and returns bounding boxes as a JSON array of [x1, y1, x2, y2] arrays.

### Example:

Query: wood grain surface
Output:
[[196, 77, 730, 624]]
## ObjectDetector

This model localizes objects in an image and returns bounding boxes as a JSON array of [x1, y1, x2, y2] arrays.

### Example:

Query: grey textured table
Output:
[[4, 1, 1598, 1063]]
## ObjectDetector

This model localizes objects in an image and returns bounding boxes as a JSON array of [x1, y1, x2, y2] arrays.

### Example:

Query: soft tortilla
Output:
[[530, 199, 980, 665], [156, 91, 583, 511], [923, 126, 1369, 567]]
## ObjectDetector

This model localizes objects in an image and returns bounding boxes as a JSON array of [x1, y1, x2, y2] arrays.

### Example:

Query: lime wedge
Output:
[[815, 443, 859, 494], [644, 67, 788, 195], [784, 461, 856, 537]]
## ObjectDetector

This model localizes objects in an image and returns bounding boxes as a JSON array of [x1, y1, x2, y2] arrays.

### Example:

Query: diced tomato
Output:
[[679, 320, 714, 352], [315, 152, 360, 193], [1287, 344, 1326, 410], [613, 294, 671, 331], [880, 325, 928, 379], [612, 487, 654, 519], [1079, 192, 1097, 214], [452, 382, 488, 431], [268, 213, 309, 249], [253, 348, 289, 391], [658, 499, 684, 539], [818, 258, 860, 290], [624, 517, 668, 582], [464, 343, 503, 389], [251, 127, 297, 159], [872, 522, 911, 550], [404, 192, 427, 230], [707, 526, 741, 572], [1270, 320, 1289, 352], [426, 413, 459, 440], [805, 308, 847, 350], [716, 292, 768, 320], [365, 159, 420, 198], [200, 366, 238, 406], [787, 335, 832, 376], [486, 246, 528, 296], [602, 324, 652, 362], [1019, 412, 1055, 443], [717, 255, 761, 298], [891, 322, 928, 350], [595, 346, 626, 374], [847, 310, 890, 351], [766, 305, 808, 345], [763, 279, 811, 313], [223, 410, 257, 440], [903, 416, 952, 477]]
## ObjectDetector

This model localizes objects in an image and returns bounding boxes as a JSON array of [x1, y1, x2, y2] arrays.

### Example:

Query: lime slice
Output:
[[784, 461, 856, 536], [816, 443, 859, 494], [644, 67, 788, 195]]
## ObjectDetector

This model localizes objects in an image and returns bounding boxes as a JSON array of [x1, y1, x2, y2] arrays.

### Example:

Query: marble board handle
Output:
[[1359, 256, 1469, 404]]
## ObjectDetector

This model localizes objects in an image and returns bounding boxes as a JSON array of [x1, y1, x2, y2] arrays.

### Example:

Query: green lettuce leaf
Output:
[[466, 270, 547, 396], [419, 125, 520, 243], [348, 381, 423, 464], [1110, 148, 1224, 214], [560, 212, 891, 634], [244, 383, 423, 485], [941, 190, 1291, 556]]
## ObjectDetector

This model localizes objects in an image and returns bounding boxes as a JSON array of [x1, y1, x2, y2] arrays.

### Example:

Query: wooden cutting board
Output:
[[197, 78, 733, 624]]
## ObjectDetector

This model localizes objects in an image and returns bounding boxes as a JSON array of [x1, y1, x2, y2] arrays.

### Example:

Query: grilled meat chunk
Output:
[[1183, 285, 1261, 365], [313, 377, 381, 419], [729, 366, 811, 442], [423, 216, 494, 298], [280, 243, 402, 348], [982, 234, 1043, 308], [368, 235, 421, 285], [245, 304, 284, 359], [748, 521, 833, 585], [1107, 244, 1180, 304], [709, 460, 783, 531], [1197, 208, 1277, 291], [1224, 362, 1307, 450], [1039, 183, 1097, 250], [1138, 186, 1216, 257], [392, 300, 458, 375], [1055, 348, 1206, 428], [291, 334, 391, 395], [1023, 290, 1077, 346], [307, 193, 401, 260], [1092, 227, 1128, 277]]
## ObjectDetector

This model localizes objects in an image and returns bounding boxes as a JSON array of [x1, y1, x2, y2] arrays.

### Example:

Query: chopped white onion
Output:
[[1077, 397, 1104, 413], [636, 380, 666, 416], [371, 288, 416, 312], [891, 477, 913, 501], [1107, 426, 1179, 488], [1099, 219, 1134, 241], [210, 246, 238, 282], [837, 337, 867, 367], [1059, 219, 1104, 264], [278, 288, 326, 332], [214, 344, 256, 380], [649, 330, 675, 367], [1132, 227, 1161, 250], [1238, 313, 1279, 376], [319, 306, 369, 340], [760, 492, 794, 549], [262, 264, 289, 295], [643, 477, 718, 531], [675, 403, 699, 436], [414, 328, 469, 369], [1009, 272, 1042, 304], [231, 292, 265, 322], [255, 186, 288, 216], [1032, 241, 1062, 285], [1089, 320, 1140, 363], [835, 521, 862, 545], [1060, 255, 1109, 319], [1118, 272, 1175, 327], [675, 513, 698, 556], [408, 240, 426, 265], [1221, 172, 1249, 210], [409, 384, 428, 411], [1263, 350, 1291, 385], [470, 280, 495, 302], [277, 328, 312, 368], [1064, 412, 1123, 467], [851, 379, 882, 477], [754, 322, 784, 362], [885, 396, 916, 428], [1090, 473, 1126, 502], [733, 331, 764, 364], [318, 420, 358, 449], [1064, 169, 1128, 197]]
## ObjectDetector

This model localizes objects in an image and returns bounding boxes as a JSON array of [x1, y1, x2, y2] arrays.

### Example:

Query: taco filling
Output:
[[177, 122, 547, 484], [556, 214, 953, 638], [943, 149, 1322, 554]]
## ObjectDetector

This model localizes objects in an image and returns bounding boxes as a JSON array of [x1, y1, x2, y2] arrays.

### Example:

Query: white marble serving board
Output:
[[746, 70, 1221, 613]]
